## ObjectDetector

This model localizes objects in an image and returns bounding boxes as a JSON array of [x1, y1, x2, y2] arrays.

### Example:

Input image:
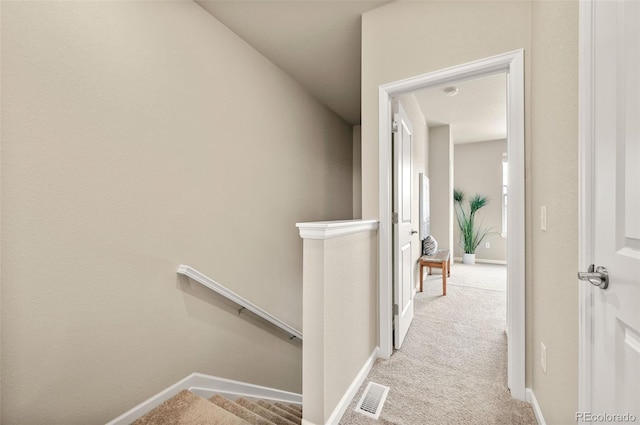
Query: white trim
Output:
[[578, 0, 595, 415], [106, 373, 302, 425], [505, 49, 526, 402], [377, 50, 526, 401], [452, 257, 507, 265], [476, 259, 507, 265], [378, 85, 394, 359], [526, 388, 547, 425], [325, 347, 379, 425], [296, 219, 379, 240], [177, 265, 302, 340]]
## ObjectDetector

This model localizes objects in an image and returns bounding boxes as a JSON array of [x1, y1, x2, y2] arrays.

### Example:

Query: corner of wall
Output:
[[353, 125, 362, 219]]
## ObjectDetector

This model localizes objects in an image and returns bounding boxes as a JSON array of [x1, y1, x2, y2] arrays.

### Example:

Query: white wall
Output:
[[454, 140, 508, 261], [1, 2, 353, 424], [362, 1, 580, 422], [301, 229, 377, 424]]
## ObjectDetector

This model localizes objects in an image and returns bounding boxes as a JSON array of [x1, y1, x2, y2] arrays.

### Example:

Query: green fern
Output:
[[453, 189, 493, 254]]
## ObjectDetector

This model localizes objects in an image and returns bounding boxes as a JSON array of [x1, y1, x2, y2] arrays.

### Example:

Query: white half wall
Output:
[[297, 221, 378, 425]]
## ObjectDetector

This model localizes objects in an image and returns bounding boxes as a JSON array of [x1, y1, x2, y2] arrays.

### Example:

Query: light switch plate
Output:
[[540, 206, 547, 231]]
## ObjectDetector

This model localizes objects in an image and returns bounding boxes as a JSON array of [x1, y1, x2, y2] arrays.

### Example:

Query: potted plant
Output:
[[453, 188, 493, 264]]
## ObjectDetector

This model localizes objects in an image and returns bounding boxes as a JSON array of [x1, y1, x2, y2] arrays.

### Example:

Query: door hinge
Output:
[[392, 121, 399, 133], [393, 304, 399, 315], [392, 212, 398, 224]]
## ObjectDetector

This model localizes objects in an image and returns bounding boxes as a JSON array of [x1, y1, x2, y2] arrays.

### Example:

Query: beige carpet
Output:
[[340, 263, 537, 425], [132, 390, 250, 425], [132, 390, 302, 425], [446, 262, 507, 292]]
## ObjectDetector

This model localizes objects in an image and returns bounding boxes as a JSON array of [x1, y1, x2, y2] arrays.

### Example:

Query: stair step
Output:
[[132, 390, 250, 425], [128, 388, 302, 425], [256, 400, 302, 424], [209, 394, 277, 425], [273, 402, 302, 419], [236, 398, 299, 425], [286, 404, 302, 414]]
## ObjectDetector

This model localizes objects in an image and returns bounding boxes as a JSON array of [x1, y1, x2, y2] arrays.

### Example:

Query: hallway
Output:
[[340, 263, 537, 425]]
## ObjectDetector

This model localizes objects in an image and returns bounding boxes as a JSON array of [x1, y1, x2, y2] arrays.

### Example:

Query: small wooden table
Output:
[[419, 249, 451, 295]]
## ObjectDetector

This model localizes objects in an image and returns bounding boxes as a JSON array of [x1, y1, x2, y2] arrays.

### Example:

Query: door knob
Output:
[[577, 264, 609, 289], [411, 229, 418, 235]]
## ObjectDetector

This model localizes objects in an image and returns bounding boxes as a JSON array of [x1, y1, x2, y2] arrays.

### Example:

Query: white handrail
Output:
[[177, 265, 303, 340]]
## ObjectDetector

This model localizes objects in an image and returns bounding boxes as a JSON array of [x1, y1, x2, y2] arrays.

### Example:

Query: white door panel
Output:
[[582, 1, 640, 420], [393, 102, 415, 349], [624, 0, 640, 241]]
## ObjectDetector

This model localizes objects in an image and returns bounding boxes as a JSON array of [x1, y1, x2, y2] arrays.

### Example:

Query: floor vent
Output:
[[354, 381, 389, 420]]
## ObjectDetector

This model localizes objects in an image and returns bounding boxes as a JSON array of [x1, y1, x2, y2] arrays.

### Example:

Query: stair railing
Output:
[[177, 265, 302, 340]]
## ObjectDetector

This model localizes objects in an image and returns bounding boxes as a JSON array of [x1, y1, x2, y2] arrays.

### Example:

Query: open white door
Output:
[[393, 102, 416, 349], [579, 0, 640, 420]]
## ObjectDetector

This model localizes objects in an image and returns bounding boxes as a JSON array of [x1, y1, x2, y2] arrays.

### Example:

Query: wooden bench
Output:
[[419, 249, 451, 295]]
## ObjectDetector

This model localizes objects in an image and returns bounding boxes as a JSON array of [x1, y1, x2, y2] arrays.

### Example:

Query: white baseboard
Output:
[[526, 388, 547, 425], [478, 259, 508, 265], [453, 257, 507, 265], [325, 346, 379, 425], [106, 373, 302, 425]]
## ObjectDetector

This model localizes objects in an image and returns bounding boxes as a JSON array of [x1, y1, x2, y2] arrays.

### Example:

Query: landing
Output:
[[340, 263, 536, 425]]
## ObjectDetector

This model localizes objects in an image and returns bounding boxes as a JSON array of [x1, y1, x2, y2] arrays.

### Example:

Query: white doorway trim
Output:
[[377, 50, 526, 401]]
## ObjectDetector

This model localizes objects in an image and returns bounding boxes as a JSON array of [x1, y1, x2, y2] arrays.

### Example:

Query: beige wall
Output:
[[396, 95, 428, 290], [353, 125, 362, 219], [530, 2, 579, 424], [301, 229, 378, 424], [324, 231, 377, 421], [428, 125, 454, 252], [1, 2, 353, 424], [363, 1, 579, 422], [454, 140, 508, 261], [361, 1, 531, 220]]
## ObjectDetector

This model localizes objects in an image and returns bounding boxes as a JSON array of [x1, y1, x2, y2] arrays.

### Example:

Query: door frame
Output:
[[377, 50, 526, 400], [577, 0, 594, 414]]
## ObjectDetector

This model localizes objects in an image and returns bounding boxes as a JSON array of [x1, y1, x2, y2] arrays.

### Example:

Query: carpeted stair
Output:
[[132, 390, 303, 425]]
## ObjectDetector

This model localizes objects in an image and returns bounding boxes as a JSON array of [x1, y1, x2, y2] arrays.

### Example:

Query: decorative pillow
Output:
[[422, 235, 438, 256]]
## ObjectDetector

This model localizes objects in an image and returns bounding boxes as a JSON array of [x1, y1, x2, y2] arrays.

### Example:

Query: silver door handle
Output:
[[577, 264, 609, 289]]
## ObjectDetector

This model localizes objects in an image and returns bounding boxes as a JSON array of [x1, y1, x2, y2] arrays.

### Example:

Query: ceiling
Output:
[[195, 0, 506, 139], [411, 73, 507, 144], [196, 0, 390, 126]]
